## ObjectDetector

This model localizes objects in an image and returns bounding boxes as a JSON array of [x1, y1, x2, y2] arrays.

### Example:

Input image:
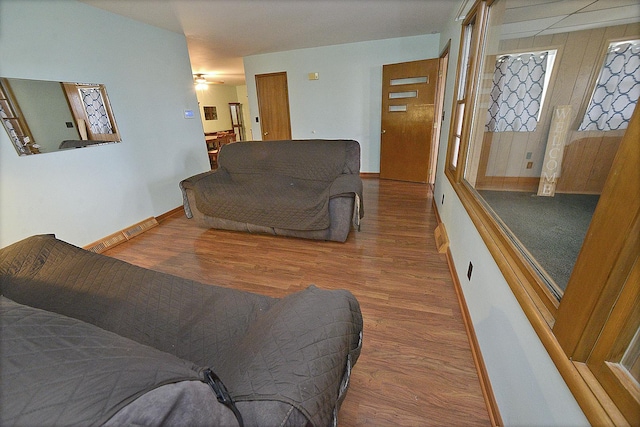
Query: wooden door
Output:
[[380, 59, 439, 182], [255, 72, 291, 140]]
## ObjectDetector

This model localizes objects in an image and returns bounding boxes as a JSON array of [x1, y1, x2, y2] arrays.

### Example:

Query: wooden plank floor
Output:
[[104, 178, 491, 426]]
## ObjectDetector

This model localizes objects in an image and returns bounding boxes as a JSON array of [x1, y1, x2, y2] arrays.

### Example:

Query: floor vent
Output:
[[123, 217, 158, 240], [85, 217, 158, 254]]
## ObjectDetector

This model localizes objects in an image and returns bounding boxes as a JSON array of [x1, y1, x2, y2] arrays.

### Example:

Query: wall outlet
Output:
[[467, 262, 473, 280], [526, 161, 533, 169]]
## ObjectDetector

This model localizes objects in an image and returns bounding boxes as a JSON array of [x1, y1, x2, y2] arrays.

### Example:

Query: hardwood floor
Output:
[[104, 178, 492, 426]]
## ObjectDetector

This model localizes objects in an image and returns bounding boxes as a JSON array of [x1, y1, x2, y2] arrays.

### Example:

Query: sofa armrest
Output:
[[329, 174, 363, 210], [217, 285, 363, 427], [180, 170, 224, 218], [329, 174, 364, 230]]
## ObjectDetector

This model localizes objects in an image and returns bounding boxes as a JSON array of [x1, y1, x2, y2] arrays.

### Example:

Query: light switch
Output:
[[308, 72, 319, 80]]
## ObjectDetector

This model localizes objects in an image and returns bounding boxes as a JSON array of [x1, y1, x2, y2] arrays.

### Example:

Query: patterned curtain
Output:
[[579, 42, 640, 131], [80, 88, 114, 134], [486, 52, 548, 132]]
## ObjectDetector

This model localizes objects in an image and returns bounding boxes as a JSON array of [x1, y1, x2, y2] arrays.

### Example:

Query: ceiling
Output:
[[79, 0, 459, 86], [80, 0, 639, 86]]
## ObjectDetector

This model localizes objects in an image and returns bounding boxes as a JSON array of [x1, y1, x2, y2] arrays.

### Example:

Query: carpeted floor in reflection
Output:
[[479, 190, 599, 292]]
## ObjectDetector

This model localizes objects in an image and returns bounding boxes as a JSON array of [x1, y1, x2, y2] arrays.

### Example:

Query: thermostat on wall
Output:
[[184, 109, 195, 119]]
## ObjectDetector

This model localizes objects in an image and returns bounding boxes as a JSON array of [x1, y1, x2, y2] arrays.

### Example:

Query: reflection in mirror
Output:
[[0, 78, 121, 155], [461, 0, 639, 298]]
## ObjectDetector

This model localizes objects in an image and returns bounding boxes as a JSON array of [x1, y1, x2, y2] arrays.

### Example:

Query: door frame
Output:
[[430, 41, 450, 185]]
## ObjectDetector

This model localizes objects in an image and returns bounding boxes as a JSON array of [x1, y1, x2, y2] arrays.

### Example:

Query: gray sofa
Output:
[[0, 234, 363, 426], [180, 139, 364, 242]]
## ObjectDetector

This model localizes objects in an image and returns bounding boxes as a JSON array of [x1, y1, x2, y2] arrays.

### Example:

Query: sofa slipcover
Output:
[[180, 139, 364, 242], [0, 234, 363, 426]]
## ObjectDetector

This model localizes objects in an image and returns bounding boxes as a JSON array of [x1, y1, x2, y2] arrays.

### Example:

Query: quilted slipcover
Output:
[[180, 139, 364, 235], [0, 235, 363, 426], [0, 296, 224, 426]]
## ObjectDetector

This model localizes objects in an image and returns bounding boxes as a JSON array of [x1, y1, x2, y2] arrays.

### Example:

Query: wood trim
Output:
[[84, 217, 158, 253], [157, 206, 184, 223], [573, 362, 630, 427], [475, 176, 540, 192], [360, 172, 380, 179], [84, 206, 185, 253], [554, 106, 640, 360], [433, 205, 503, 427]]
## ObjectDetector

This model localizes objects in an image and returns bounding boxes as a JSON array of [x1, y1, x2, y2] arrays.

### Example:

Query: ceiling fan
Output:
[[193, 73, 224, 86]]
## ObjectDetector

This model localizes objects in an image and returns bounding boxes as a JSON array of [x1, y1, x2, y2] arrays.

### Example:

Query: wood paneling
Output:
[[104, 179, 493, 426], [556, 136, 622, 194], [476, 23, 638, 194]]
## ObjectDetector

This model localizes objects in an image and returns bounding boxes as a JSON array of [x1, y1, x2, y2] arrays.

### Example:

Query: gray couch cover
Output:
[[180, 139, 364, 242], [0, 235, 363, 426]]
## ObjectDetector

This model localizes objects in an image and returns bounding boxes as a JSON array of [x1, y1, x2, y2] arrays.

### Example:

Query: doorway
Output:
[[380, 58, 440, 183], [255, 72, 292, 141]]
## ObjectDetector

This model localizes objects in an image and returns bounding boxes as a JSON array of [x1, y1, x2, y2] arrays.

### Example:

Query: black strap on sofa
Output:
[[203, 368, 244, 427]]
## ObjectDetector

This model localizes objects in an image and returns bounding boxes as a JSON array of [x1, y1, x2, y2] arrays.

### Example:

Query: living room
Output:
[[1, 1, 638, 426]]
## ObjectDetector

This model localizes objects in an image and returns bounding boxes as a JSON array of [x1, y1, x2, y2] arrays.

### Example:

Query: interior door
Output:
[[255, 72, 292, 141], [380, 59, 439, 182]]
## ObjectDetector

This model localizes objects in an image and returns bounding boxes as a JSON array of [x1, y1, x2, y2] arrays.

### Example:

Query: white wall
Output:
[[432, 2, 589, 426], [243, 35, 440, 173], [196, 85, 238, 133], [0, 0, 210, 248], [235, 85, 251, 140]]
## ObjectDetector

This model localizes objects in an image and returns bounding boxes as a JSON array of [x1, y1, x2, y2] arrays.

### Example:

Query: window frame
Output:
[[444, 0, 640, 424], [576, 37, 640, 132], [445, 4, 485, 176]]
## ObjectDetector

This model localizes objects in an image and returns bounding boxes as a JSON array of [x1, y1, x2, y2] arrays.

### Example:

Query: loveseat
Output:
[[0, 234, 363, 426], [180, 139, 364, 242]]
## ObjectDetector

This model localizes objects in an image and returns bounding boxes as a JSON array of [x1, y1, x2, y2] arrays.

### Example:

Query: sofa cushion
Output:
[[219, 139, 358, 181], [194, 173, 335, 230]]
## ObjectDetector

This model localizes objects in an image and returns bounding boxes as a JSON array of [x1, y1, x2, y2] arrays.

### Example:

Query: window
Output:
[[486, 50, 556, 132], [79, 87, 114, 135], [62, 83, 121, 142], [579, 40, 640, 131], [447, 12, 483, 172], [445, 1, 640, 424]]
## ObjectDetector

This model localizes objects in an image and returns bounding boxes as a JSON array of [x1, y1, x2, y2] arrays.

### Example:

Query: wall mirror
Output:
[[456, 0, 638, 300], [0, 77, 121, 156]]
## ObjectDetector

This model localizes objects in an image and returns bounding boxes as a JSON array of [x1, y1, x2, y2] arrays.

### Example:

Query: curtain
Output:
[[80, 88, 114, 134], [486, 52, 548, 132], [579, 42, 640, 131]]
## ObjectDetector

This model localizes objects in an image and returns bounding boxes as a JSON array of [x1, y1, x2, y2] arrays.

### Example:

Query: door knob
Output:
[[381, 129, 386, 134], [263, 131, 269, 136]]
